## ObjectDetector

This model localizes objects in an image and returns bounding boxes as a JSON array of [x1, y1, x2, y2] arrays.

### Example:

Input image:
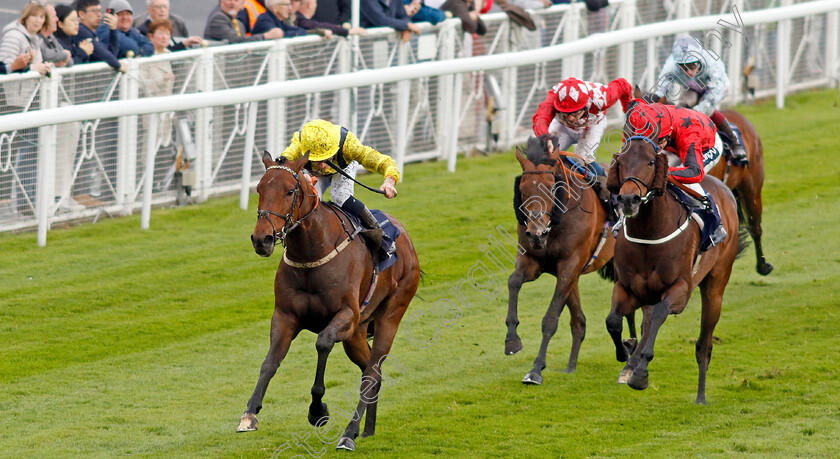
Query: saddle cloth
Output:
[[337, 206, 400, 272], [666, 182, 721, 252]]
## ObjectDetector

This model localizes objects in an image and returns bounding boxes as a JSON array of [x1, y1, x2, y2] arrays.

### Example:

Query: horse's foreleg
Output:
[[337, 315, 405, 452], [695, 271, 727, 404], [522, 277, 572, 385], [563, 281, 585, 373], [310, 307, 357, 427], [606, 282, 637, 365], [626, 281, 689, 391], [238, 314, 298, 432], [505, 259, 541, 356]]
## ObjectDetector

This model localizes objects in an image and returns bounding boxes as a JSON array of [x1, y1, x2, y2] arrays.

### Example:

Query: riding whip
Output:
[[323, 159, 387, 195]]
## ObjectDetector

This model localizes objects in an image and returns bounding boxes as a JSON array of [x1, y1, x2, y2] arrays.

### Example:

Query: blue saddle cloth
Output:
[[666, 182, 721, 252], [342, 208, 400, 272]]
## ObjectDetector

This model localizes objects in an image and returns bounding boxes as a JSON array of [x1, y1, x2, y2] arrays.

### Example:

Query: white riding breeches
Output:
[[547, 116, 608, 163]]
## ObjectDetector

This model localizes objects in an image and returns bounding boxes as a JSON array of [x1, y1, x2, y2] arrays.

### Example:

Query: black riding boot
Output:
[[342, 197, 384, 247], [714, 117, 748, 165], [701, 195, 728, 249]]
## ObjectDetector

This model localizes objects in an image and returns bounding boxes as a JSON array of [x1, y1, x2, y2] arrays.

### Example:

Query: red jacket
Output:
[[659, 105, 717, 184], [533, 78, 633, 135]]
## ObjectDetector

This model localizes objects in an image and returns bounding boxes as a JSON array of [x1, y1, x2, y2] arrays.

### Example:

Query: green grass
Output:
[[1, 89, 839, 458]]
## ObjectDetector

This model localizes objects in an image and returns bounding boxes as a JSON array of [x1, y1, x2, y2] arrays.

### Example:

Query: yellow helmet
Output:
[[300, 119, 341, 161]]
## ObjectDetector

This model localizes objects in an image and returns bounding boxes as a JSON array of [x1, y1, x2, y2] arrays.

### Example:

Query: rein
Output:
[[257, 165, 319, 247]]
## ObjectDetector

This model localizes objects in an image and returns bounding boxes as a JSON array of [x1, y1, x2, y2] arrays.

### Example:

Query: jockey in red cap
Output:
[[625, 100, 727, 247], [532, 77, 633, 216]]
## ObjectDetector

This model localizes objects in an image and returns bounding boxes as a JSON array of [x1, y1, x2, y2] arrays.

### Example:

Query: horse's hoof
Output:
[[521, 371, 543, 385], [627, 370, 649, 390], [236, 413, 258, 432], [757, 262, 774, 276], [308, 402, 329, 426], [622, 338, 637, 356], [505, 338, 523, 355], [336, 437, 356, 451], [617, 368, 632, 384]]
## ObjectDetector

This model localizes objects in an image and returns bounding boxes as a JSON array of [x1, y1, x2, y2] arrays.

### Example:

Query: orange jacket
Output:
[[242, 0, 267, 34]]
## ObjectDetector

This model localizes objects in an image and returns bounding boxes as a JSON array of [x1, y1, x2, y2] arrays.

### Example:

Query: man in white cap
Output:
[[95, 0, 154, 57]]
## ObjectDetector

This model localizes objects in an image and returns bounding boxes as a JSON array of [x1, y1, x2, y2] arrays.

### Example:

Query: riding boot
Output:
[[714, 117, 748, 165], [358, 207, 384, 248], [701, 194, 728, 250], [593, 174, 617, 225]]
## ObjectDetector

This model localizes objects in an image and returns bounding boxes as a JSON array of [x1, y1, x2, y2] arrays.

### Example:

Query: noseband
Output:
[[618, 136, 662, 204], [256, 165, 317, 247]]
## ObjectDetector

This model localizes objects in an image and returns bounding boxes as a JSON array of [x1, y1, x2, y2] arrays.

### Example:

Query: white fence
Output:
[[1, 0, 838, 245]]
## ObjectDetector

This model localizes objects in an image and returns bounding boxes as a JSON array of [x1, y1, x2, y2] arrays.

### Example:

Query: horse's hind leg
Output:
[[310, 307, 357, 427], [342, 325, 376, 438], [737, 173, 773, 275], [238, 313, 298, 432], [506, 258, 541, 355]]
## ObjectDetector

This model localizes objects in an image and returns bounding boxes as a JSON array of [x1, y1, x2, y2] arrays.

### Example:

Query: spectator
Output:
[[40, 3, 74, 67], [54, 4, 94, 64], [403, 0, 446, 25], [238, 0, 267, 35], [252, 0, 306, 37], [311, 0, 350, 27], [96, 0, 153, 58], [204, 0, 284, 43], [440, 0, 486, 35], [0, 53, 31, 74], [135, 0, 202, 51], [0, 2, 52, 214], [296, 0, 366, 37], [139, 19, 176, 168], [74, 0, 125, 72], [361, 0, 422, 43]]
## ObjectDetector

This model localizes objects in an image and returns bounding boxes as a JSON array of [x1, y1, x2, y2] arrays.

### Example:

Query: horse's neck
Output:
[[626, 194, 684, 239], [284, 200, 344, 256]]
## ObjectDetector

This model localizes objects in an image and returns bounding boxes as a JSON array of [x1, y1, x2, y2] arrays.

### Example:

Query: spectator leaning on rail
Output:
[[96, 0, 153, 58], [39, 3, 74, 68], [54, 4, 94, 64], [361, 0, 422, 43], [73, 0, 126, 72], [135, 0, 202, 51], [403, 0, 446, 25], [645, 35, 748, 164], [205, 0, 284, 43], [237, 0, 266, 35], [437, 0, 486, 35], [532, 77, 633, 215], [252, 0, 306, 37], [295, 0, 367, 37], [311, 0, 350, 28], [279, 119, 400, 239]]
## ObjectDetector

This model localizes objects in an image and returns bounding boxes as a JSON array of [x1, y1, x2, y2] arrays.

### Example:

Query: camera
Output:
[[106, 8, 114, 14]]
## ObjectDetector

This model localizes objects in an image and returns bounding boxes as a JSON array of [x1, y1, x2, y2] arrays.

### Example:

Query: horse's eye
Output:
[[648, 159, 655, 166], [287, 189, 295, 196]]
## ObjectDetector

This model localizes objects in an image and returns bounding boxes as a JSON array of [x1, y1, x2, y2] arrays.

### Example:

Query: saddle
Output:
[[329, 203, 400, 272]]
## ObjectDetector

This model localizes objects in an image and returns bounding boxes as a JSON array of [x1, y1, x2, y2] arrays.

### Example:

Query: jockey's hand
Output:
[[380, 176, 397, 199]]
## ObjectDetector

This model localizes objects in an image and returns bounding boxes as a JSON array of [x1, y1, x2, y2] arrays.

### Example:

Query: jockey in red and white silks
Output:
[[532, 77, 633, 167]]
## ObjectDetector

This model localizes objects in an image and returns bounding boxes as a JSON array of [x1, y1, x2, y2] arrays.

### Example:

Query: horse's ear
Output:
[[606, 156, 621, 194], [633, 85, 642, 99], [650, 152, 669, 195], [262, 151, 275, 169], [515, 147, 529, 170], [290, 150, 311, 171]]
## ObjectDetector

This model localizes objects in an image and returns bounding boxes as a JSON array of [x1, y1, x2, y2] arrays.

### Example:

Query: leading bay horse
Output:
[[239, 152, 421, 451], [652, 88, 773, 275], [605, 130, 743, 404], [506, 135, 628, 385]]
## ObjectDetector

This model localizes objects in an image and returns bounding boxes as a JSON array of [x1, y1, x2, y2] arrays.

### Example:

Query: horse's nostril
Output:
[[263, 235, 274, 247], [632, 195, 641, 205]]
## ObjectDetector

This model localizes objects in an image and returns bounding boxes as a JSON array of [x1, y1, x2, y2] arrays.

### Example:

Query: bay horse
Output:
[[652, 88, 773, 275], [506, 135, 629, 385], [604, 132, 743, 404], [239, 152, 421, 451]]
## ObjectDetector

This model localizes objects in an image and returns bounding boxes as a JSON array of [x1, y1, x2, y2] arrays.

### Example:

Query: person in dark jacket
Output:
[[54, 4, 94, 64], [311, 0, 350, 27], [73, 0, 125, 72], [252, 0, 307, 37], [361, 0, 422, 42], [95, 0, 153, 58], [296, 0, 366, 37], [204, 0, 284, 43]]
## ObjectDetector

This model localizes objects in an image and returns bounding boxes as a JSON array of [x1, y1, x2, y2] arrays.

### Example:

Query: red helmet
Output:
[[626, 101, 674, 139], [553, 78, 590, 113]]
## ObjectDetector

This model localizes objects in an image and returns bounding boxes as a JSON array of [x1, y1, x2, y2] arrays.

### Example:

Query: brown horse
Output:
[[604, 134, 743, 404], [655, 89, 773, 275], [506, 135, 627, 385], [238, 152, 421, 451]]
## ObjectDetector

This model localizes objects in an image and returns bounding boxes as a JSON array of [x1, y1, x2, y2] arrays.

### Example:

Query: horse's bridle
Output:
[[520, 169, 557, 232], [256, 165, 317, 247], [617, 136, 663, 204]]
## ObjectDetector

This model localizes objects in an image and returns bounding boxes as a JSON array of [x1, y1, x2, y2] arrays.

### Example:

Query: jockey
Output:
[[532, 77, 633, 216], [646, 35, 748, 164], [625, 100, 728, 248], [280, 119, 399, 239]]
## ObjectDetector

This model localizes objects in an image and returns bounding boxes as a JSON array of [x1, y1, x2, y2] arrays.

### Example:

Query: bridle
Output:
[[520, 169, 556, 233], [618, 136, 662, 204], [256, 165, 318, 247]]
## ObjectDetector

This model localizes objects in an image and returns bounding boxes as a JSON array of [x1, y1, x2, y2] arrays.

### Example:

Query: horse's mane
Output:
[[525, 134, 557, 167]]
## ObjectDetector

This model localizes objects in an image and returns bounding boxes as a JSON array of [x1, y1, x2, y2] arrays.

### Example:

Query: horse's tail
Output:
[[735, 225, 751, 260], [597, 259, 616, 281], [412, 269, 427, 302]]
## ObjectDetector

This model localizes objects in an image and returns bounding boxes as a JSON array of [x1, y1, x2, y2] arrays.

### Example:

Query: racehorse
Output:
[[239, 152, 421, 451], [506, 135, 629, 385], [604, 128, 744, 404], [651, 88, 773, 276]]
